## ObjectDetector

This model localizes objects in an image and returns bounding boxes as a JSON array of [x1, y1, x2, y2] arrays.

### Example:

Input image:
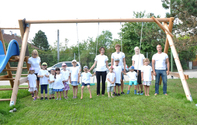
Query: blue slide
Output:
[[0, 39, 20, 73]]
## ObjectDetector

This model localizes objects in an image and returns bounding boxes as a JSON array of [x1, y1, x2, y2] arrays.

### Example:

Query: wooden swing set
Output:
[[0, 17, 192, 106]]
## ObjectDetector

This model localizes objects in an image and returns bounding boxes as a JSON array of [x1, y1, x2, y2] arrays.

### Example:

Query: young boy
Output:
[[81, 66, 94, 99], [113, 58, 122, 96], [106, 66, 116, 97], [48, 69, 55, 99], [123, 66, 138, 94]]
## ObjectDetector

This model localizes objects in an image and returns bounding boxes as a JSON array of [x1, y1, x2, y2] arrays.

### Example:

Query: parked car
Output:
[[47, 61, 81, 73]]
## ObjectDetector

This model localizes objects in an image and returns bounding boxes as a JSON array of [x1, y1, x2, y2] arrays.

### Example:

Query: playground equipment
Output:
[[0, 17, 193, 106]]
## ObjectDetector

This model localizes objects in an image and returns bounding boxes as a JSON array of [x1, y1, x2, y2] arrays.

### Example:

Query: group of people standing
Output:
[[27, 44, 169, 100]]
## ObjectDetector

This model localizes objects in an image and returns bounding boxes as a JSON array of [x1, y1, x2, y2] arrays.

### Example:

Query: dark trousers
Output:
[[96, 71, 107, 95], [41, 85, 48, 94]]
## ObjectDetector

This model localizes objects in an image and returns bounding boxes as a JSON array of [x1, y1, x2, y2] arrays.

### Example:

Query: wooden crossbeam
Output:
[[0, 28, 20, 30], [0, 99, 11, 101], [169, 72, 189, 79], [3, 67, 28, 71], [151, 16, 173, 37], [0, 87, 28, 91]]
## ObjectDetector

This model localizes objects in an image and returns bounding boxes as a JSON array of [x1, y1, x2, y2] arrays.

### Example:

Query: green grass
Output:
[[1, 79, 197, 125]]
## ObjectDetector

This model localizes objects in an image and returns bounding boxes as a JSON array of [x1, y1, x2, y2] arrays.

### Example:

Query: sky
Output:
[[0, 0, 169, 47]]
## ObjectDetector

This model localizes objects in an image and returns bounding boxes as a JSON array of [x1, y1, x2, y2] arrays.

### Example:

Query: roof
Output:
[[3, 33, 39, 49]]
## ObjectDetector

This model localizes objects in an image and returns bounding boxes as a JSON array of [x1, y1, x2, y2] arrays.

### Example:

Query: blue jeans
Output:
[[155, 70, 167, 94]]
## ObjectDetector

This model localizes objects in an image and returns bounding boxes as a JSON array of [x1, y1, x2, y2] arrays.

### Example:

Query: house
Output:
[[2, 33, 39, 49]]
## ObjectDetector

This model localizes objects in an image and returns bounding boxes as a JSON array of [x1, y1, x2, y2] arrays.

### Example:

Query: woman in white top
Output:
[[132, 47, 145, 95], [89, 47, 109, 96], [27, 49, 41, 98]]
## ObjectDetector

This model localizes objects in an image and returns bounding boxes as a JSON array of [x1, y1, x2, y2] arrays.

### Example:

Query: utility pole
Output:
[[57, 29, 59, 62]]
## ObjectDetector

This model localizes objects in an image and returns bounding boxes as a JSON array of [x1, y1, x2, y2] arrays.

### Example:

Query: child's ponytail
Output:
[[54, 67, 60, 79]]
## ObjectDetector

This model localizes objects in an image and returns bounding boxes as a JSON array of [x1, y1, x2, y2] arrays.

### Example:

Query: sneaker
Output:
[[59, 98, 62, 100], [137, 91, 140, 95], [52, 97, 55, 99], [140, 91, 143, 95], [56, 98, 59, 100], [113, 92, 115, 95], [127, 90, 130, 94], [45, 97, 48, 100], [33, 97, 37, 101], [40, 97, 43, 100], [134, 90, 137, 95], [49, 97, 51, 100], [121, 92, 125, 94], [118, 93, 120, 96], [31, 93, 34, 97], [114, 93, 117, 96]]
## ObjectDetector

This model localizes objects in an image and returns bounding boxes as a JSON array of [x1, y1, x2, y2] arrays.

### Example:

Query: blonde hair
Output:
[[32, 49, 39, 57], [144, 58, 150, 64]]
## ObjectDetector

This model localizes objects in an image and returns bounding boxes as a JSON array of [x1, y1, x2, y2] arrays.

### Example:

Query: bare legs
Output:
[[144, 85, 150, 96], [81, 85, 92, 99], [72, 86, 78, 98]]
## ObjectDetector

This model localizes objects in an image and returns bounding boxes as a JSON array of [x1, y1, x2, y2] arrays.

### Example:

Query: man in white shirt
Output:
[[152, 45, 169, 95], [111, 44, 126, 94]]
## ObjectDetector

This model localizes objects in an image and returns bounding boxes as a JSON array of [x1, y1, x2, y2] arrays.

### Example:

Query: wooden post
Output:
[[10, 24, 30, 106], [0, 29, 14, 87], [159, 17, 174, 85], [164, 24, 192, 101]]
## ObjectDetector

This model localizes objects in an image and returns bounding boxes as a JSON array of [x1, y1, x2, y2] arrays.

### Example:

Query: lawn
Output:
[[0, 79, 197, 125]]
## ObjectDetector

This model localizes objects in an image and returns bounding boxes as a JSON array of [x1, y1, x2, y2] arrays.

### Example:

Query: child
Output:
[[61, 63, 70, 99], [53, 68, 64, 100], [123, 66, 137, 94], [141, 58, 153, 96], [48, 69, 55, 99], [113, 58, 122, 96], [69, 60, 80, 99], [106, 66, 116, 98], [38, 62, 49, 100], [27, 67, 37, 100], [81, 66, 94, 99]]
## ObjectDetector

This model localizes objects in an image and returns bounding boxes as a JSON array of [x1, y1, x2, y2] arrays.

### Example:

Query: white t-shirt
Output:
[[113, 65, 122, 84], [106, 72, 116, 87], [53, 74, 64, 89], [95, 54, 108, 71], [132, 54, 145, 70], [81, 72, 92, 84], [111, 52, 125, 69], [126, 71, 137, 81], [38, 69, 49, 85], [61, 70, 70, 81], [27, 74, 37, 88], [70, 67, 80, 81], [152, 52, 168, 70], [48, 74, 55, 88], [27, 57, 41, 73], [141, 65, 153, 81]]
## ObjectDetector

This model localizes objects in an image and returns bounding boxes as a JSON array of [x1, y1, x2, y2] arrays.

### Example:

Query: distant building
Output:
[[3, 33, 39, 49]]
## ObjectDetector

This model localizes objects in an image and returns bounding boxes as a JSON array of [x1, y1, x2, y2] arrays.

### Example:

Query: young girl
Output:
[[69, 60, 80, 99], [106, 66, 116, 98], [48, 69, 55, 99], [81, 66, 94, 99], [141, 58, 153, 96], [61, 63, 70, 99], [53, 68, 64, 100], [38, 62, 49, 100], [113, 58, 122, 96], [27, 67, 37, 100], [123, 66, 137, 94]]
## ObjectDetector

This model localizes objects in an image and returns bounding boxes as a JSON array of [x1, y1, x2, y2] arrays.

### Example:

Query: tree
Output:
[[120, 11, 166, 66], [32, 30, 50, 51], [162, 0, 197, 51]]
